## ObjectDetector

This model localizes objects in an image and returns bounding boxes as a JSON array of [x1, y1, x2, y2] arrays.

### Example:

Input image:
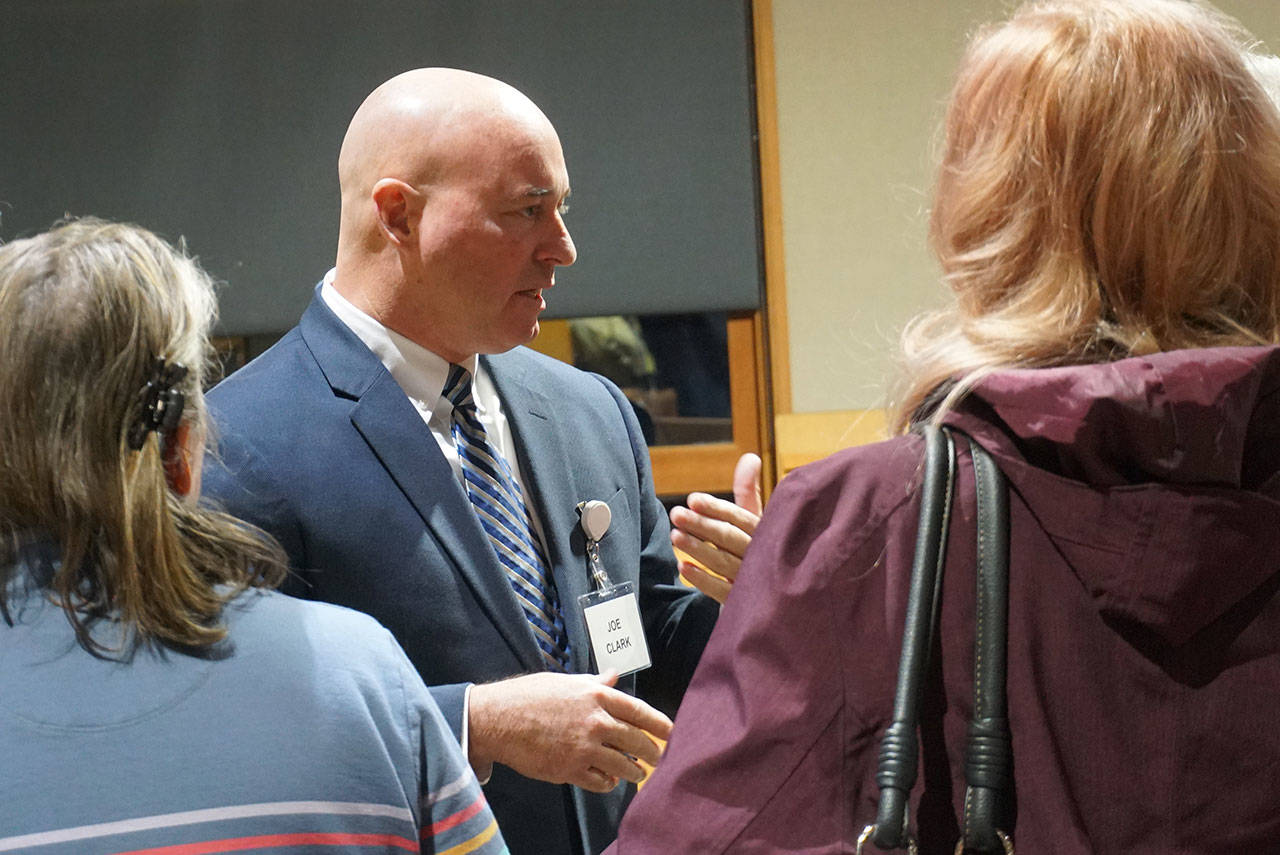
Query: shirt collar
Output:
[[320, 271, 478, 415]]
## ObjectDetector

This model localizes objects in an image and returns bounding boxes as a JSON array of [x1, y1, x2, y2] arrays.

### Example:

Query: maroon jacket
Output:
[[612, 346, 1280, 854]]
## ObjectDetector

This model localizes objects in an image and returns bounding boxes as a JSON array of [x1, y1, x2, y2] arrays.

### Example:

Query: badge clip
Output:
[[575, 499, 651, 677], [577, 499, 612, 590]]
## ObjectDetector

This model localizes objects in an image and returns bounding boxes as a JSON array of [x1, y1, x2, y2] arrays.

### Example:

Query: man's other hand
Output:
[[468, 671, 673, 793], [669, 452, 763, 603]]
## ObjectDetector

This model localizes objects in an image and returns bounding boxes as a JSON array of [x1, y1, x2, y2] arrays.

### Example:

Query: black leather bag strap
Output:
[[862, 424, 957, 853], [858, 427, 1015, 855], [958, 438, 1014, 854]]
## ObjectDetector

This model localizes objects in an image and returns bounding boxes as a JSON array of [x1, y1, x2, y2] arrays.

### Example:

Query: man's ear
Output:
[[371, 178, 422, 245]]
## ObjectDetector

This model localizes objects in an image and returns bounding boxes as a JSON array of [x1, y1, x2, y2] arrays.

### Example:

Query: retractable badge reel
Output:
[[576, 500, 651, 677]]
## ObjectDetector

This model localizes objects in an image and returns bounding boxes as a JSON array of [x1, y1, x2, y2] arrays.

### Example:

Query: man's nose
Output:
[[540, 213, 576, 267]]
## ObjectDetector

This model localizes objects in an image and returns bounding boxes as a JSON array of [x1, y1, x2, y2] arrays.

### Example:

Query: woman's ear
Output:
[[162, 421, 202, 498]]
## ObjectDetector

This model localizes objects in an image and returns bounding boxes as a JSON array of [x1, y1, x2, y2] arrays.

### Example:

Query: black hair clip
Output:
[[127, 357, 188, 451]]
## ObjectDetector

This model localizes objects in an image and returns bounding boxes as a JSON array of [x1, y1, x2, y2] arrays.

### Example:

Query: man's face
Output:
[[407, 120, 576, 362]]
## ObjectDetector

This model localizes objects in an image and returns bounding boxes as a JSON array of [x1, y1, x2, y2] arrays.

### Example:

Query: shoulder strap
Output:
[[960, 438, 1014, 854], [863, 424, 956, 853], [858, 427, 1014, 855]]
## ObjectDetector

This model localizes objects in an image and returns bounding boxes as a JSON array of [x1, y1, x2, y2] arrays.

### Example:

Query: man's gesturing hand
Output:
[[669, 452, 763, 603], [468, 670, 673, 793]]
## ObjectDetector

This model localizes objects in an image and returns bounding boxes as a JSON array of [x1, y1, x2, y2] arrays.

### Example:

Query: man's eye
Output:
[[523, 206, 540, 218]]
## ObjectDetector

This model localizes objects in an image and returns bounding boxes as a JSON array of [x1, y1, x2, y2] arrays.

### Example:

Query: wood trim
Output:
[[649, 313, 762, 497], [751, 0, 791, 422], [775, 409, 888, 476], [752, 309, 776, 503], [726, 314, 760, 445], [650, 442, 749, 499]]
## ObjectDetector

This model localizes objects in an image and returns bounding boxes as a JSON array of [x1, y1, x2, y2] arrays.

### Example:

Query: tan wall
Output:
[[771, 0, 1280, 412]]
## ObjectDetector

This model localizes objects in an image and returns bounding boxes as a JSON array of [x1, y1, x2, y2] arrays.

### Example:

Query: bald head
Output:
[[332, 68, 576, 361], [338, 68, 555, 209]]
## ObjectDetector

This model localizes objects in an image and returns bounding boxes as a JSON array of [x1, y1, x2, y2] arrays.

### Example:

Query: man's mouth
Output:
[[516, 288, 546, 308]]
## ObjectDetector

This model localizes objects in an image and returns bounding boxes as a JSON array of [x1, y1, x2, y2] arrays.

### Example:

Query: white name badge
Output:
[[579, 581, 651, 677]]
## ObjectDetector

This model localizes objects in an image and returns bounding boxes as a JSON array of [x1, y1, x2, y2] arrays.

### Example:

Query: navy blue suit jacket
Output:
[[204, 290, 719, 855]]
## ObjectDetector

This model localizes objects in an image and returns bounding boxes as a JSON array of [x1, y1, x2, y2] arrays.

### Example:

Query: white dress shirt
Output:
[[320, 275, 536, 501]]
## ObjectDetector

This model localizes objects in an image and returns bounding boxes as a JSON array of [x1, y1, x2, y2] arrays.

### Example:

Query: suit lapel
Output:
[[299, 293, 545, 673], [485, 352, 595, 673]]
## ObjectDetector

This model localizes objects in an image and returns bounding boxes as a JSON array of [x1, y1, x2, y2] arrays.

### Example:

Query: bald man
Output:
[[204, 69, 754, 854]]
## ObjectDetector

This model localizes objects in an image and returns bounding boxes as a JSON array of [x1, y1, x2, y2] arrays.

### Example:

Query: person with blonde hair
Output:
[[611, 1, 1280, 852], [0, 219, 507, 854]]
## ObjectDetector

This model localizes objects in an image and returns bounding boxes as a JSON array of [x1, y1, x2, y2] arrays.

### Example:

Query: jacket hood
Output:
[[945, 346, 1280, 647]]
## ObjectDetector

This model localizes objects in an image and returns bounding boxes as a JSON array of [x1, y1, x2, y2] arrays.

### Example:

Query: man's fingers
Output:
[[579, 767, 621, 794], [679, 561, 732, 604], [683, 493, 760, 539], [598, 687, 673, 740], [600, 720, 666, 768], [733, 452, 764, 517], [671, 504, 753, 559], [578, 739, 647, 783], [670, 523, 744, 579], [668, 458, 761, 603]]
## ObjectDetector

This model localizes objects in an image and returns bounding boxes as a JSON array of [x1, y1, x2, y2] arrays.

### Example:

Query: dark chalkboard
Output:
[[0, 0, 763, 333]]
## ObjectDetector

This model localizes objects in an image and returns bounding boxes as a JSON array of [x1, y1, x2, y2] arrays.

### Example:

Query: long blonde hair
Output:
[[0, 219, 286, 654], [893, 0, 1280, 429]]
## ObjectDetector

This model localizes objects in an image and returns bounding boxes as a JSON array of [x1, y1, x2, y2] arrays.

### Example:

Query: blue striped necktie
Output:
[[442, 363, 571, 671]]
